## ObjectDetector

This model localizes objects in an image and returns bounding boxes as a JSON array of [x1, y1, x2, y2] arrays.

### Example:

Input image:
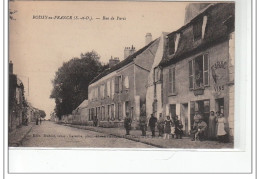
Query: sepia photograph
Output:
[[8, 1, 236, 149]]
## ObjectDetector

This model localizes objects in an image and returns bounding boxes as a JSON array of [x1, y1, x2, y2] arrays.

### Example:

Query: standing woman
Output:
[[216, 113, 228, 142], [208, 111, 217, 140], [164, 116, 173, 139]]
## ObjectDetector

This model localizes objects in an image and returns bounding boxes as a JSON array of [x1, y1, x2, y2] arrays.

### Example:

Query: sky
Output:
[[9, 1, 188, 119]]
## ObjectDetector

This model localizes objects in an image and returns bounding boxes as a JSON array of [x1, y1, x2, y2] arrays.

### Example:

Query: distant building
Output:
[[157, 3, 235, 137], [87, 34, 160, 127]]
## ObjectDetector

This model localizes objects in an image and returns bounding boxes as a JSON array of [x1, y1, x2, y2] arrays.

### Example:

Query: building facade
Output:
[[87, 37, 160, 127], [156, 3, 235, 137]]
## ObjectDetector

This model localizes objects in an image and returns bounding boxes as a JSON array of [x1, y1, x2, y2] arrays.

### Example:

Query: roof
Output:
[[90, 39, 158, 85], [77, 99, 88, 109], [159, 3, 235, 67]]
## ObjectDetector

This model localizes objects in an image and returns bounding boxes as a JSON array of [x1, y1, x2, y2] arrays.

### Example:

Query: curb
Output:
[[61, 123, 164, 148]]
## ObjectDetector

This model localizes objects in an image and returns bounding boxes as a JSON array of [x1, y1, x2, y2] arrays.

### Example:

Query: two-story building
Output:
[[87, 35, 160, 127], [153, 3, 235, 137]]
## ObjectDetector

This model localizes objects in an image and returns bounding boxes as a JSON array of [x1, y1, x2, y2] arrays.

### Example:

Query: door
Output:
[[169, 104, 176, 119]]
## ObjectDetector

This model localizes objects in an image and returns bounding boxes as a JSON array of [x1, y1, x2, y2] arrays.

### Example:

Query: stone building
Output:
[[87, 34, 160, 127], [154, 3, 235, 137], [9, 61, 28, 132]]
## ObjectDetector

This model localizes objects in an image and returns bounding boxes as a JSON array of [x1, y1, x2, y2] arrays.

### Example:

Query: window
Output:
[[189, 54, 209, 89], [111, 104, 115, 120], [168, 35, 175, 55], [102, 106, 105, 121], [193, 18, 203, 41], [107, 81, 110, 97], [107, 105, 110, 120], [115, 76, 119, 93], [115, 75, 123, 93], [111, 79, 115, 96], [168, 67, 176, 94], [154, 68, 162, 82]]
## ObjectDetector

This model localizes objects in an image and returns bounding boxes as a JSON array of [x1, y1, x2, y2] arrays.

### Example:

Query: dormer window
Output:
[[168, 33, 180, 55], [193, 15, 208, 41]]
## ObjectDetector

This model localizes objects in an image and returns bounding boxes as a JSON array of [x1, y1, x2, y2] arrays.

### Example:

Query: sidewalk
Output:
[[63, 123, 234, 149], [8, 122, 35, 147]]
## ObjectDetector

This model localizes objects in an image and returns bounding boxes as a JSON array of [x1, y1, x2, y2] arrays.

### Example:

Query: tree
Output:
[[50, 51, 108, 119], [39, 110, 46, 118]]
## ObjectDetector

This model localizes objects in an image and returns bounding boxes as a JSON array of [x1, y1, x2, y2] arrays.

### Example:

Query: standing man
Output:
[[139, 116, 147, 136], [148, 113, 157, 137], [157, 113, 164, 137], [124, 112, 132, 135]]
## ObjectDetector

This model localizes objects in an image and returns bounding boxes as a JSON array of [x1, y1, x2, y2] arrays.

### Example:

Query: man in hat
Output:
[[124, 112, 132, 135], [148, 113, 157, 137]]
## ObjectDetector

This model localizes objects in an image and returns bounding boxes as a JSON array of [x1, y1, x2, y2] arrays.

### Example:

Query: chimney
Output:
[[9, 61, 13, 74], [109, 56, 120, 68], [124, 45, 136, 59], [145, 33, 152, 45]]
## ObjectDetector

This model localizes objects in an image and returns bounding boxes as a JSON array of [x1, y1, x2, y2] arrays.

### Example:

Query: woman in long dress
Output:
[[216, 113, 228, 142], [164, 116, 173, 139]]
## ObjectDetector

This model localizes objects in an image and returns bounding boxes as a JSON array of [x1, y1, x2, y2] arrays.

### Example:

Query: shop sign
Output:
[[211, 61, 227, 95], [211, 61, 228, 84]]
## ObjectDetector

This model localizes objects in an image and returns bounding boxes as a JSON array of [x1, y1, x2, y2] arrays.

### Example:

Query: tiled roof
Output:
[[90, 39, 157, 85], [160, 3, 235, 67]]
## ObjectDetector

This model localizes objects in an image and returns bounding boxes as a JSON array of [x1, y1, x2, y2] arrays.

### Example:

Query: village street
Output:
[[21, 121, 154, 148], [18, 121, 233, 149]]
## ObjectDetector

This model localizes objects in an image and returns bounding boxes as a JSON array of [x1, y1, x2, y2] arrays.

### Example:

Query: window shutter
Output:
[[124, 76, 129, 89], [203, 54, 209, 86], [168, 68, 173, 93], [189, 61, 194, 89]]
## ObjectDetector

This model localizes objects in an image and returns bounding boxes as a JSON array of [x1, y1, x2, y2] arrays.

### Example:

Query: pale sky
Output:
[[9, 1, 188, 118]]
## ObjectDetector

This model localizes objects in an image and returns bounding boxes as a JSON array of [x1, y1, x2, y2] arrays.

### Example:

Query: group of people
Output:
[[190, 111, 229, 142], [124, 113, 184, 140], [124, 111, 230, 143]]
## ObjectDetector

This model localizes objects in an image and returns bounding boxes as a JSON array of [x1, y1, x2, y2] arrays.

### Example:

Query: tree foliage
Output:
[[50, 51, 108, 119], [39, 110, 46, 118]]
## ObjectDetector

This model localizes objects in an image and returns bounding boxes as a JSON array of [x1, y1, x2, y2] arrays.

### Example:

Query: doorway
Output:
[[169, 104, 176, 119], [215, 98, 224, 115]]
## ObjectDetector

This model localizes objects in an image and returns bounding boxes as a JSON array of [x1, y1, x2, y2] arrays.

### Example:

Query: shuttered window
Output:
[[189, 53, 209, 89]]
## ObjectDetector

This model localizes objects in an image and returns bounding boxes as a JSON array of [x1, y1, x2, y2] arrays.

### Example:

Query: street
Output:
[[21, 121, 154, 148]]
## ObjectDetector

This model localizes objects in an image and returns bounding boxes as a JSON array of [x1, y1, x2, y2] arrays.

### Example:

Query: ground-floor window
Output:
[[107, 105, 110, 120], [102, 106, 105, 121], [111, 104, 115, 120]]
